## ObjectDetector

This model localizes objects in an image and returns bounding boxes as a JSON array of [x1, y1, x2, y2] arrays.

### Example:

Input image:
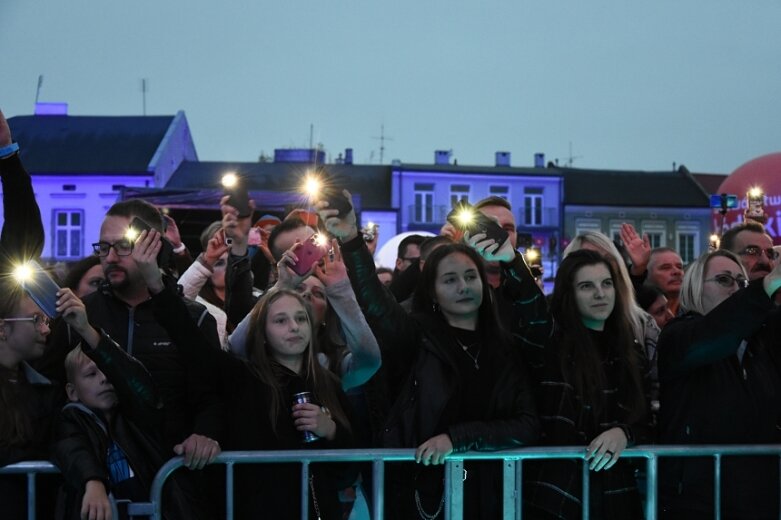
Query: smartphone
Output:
[[129, 217, 174, 268], [321, 187, 352, 218], [20, 260, 61, 319], [225, 187, 252, 218], [709, 194, 738, 210], [291, 238, 328, 276], [446, 202, 509, 246]]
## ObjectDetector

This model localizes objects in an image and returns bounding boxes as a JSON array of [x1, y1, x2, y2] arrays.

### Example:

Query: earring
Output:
[[432, 301, 440, 313]]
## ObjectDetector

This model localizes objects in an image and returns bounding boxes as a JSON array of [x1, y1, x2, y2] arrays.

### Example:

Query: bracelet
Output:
[[0, 142, 20, 159], [172, 242, 186, 254]]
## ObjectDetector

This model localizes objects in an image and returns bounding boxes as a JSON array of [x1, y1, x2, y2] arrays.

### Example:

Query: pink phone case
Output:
[[291, 240, 326, 276]]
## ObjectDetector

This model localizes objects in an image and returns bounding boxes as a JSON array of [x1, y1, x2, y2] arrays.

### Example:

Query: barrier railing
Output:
[[4, 445, 780, 520]]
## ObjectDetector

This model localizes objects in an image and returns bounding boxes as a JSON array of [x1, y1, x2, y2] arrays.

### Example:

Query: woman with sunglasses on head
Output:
[[658, 250, 781, 520], [317, 192, 540, 519]]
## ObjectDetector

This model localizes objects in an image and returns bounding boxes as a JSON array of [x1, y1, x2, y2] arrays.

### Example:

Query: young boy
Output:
[[53, 288, 202, 520]]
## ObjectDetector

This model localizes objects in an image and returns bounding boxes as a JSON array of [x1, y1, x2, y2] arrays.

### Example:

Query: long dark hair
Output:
[[550, 250, 646, 424], [245, 289, 350, 438], [0, 278, 33, 447], [412, 244, 512, 345]]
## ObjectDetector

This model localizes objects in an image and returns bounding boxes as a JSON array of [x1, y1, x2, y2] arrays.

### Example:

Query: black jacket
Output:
[[52, 331, 202, 520], [658, 280, 781, 519], [340, 235, 539, 518], [498, 249, 647, 520], [149, 285, 355, 520], [37, 282, 224, 452]]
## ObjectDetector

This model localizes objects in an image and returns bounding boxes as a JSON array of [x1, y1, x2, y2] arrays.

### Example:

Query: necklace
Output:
[[454, 336, 481, 370]]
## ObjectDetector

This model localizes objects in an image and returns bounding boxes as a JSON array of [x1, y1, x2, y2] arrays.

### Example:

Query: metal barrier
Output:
[[148, 444, 781, 520], [3, 445, 780, 519]]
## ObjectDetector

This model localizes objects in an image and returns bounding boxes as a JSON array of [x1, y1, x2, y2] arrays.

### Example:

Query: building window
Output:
[[575, 218, 602, 237], [524, 187, 544, 226], [414, 183, 435, 224], [642, 221, 667, 248], [489, 185, 510, 200], [53, 209, 84, 259], [450, 184, 470, 208], [676, 223, 700, 264]]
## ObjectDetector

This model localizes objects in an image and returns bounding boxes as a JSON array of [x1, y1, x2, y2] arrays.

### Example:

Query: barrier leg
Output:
[[714, 454, 721, 520], [226, 461, 235, 520], [301, 461, 310, 520], [372, 459, 384, 520], [445, 459, 464, 520], [581, 460, 590, 520], [645, 455, 657, 520], [26, 472, 36, 520], [502, 459, 518, 520]]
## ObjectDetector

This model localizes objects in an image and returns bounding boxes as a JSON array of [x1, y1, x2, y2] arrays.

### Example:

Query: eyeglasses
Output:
[[2, 314, 51, 329], [738, 245, 779, 261], [92, 240, 133, 257], [705, 273, 749, 289]]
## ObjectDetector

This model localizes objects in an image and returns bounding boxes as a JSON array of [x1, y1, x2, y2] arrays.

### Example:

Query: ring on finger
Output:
[[605, 450, 615, 457]]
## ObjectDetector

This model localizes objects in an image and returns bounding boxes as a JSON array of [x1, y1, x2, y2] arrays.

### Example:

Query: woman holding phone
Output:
[[317, 192, 539, 519]]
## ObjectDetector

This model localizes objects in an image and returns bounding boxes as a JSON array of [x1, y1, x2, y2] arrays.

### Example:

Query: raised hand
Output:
[[221, 194, 255, 256], [619, 223, 651, 275], [464, 231, 515, 263], [315, 190, 358, 241], [55, 288, 100, 348], [313, 239, 348, 287], [132, 229, 164, 294], [275, 241, 310, 289], [163, 214, 184, 252], [202, 228, 230, 269]]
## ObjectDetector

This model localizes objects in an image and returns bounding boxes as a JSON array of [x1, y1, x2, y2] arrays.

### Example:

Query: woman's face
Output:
[[433, 252, 483, 322], [296, 277, 328, 327], [76, 264, 105, 299], [210, 252, 228, 290], [573, 262, 615, 330], [647, 294, 674, 329], [264, 295, 311, 363], [702, 256, 746, 314]]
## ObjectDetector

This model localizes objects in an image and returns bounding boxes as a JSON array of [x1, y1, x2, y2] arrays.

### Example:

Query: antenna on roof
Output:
[[141, 79, 148, 116], [372, 124, 394, 164], [565, 141, 582, 167], [35, 75, 44, 104]]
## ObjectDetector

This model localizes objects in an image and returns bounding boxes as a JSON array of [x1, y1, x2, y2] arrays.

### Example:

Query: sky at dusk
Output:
[[2, 0, 780, 174]]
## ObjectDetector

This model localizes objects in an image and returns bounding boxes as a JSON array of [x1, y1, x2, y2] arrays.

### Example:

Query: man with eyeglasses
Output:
[[38, 200, 224, 493], [721, 221, 778, 280]]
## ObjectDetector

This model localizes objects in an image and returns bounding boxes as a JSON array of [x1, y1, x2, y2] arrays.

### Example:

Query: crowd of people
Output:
[[1, 108, 780, 520]]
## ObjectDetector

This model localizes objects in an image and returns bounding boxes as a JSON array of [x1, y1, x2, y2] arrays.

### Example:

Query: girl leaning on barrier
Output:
[[135, 226, 356, 520], [317, 192, 540, 520], [658, 250, 781, 520], [504, 249, 649, 520]]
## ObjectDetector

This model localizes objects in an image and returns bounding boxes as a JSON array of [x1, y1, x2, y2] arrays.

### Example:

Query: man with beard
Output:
[[38, 200, 224, 479]]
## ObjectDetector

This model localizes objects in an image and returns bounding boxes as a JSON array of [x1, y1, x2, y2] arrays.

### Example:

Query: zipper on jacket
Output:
[[127, 308, 135, 355]]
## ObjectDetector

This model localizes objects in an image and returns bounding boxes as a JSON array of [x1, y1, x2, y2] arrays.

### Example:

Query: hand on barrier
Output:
[[415, 434, 454, 466], [585, 426, 627, 472], [173, 433, 221, 470], [81, 480, 112, 520]]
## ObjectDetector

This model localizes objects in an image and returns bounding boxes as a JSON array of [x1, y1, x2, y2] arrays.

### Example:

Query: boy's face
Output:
[[66, 358, 118, 413]]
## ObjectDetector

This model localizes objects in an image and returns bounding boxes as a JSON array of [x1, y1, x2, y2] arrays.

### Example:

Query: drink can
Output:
[[292, 391, 319, 443]]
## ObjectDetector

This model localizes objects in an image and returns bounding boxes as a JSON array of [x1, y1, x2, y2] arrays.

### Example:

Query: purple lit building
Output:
[[4, 110, 196, 261]]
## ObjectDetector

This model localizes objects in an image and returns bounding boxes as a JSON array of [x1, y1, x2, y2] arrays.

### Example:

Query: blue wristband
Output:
[[0, 142, 19, 158]]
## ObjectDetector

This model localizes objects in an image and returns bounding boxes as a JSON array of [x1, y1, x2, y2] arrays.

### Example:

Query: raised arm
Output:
[[314, 240, 381, 390], [0, 109, 45, 261]]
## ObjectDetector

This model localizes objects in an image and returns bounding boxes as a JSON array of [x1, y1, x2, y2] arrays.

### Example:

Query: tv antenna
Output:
[[141, 79, 148, 116], [35, 75, 44, 104], [565, 141, 582, 167], [372, 125, 394, 164]]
